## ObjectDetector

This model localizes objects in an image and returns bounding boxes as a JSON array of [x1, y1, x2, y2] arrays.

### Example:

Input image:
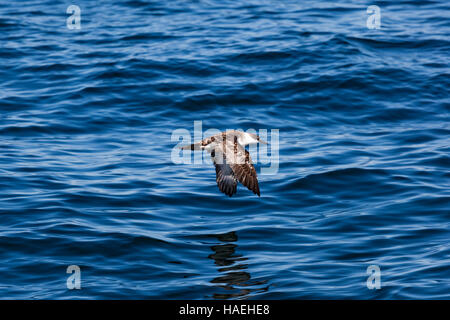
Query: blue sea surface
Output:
[[0, 0, 449, 299]]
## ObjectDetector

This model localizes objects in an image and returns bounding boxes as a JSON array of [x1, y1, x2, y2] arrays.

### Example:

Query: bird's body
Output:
[[181, 130, 267, 197]]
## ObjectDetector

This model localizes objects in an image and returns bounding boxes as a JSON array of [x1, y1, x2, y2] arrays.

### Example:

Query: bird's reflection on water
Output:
[[208, 231, 268, 299]]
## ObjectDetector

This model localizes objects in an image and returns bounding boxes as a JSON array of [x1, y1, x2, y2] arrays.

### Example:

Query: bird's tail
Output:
[[179, 142, 203, 150]]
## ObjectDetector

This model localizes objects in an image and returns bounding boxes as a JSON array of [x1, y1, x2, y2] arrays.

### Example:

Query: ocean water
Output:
[[0, 0, 449, 299]]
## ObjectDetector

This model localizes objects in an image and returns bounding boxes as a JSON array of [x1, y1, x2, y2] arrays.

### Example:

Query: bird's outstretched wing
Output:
[[230, 147, 260, 197], [211, 136, 260, 197], [211, 149, 237, 197]]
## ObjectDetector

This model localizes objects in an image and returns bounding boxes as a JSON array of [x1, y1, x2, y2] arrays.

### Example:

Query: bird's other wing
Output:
[[227, 139, 260, 196], [211, 146, 237, 197]]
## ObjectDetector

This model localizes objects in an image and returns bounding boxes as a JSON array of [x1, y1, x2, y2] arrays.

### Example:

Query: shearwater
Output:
[[181, 130, 267, 197]]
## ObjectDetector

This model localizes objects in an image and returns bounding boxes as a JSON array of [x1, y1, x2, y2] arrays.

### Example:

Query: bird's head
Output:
[[239, 132, 268, 146]]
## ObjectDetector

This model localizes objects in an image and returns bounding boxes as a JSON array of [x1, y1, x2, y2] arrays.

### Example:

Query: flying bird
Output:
[[180, 130, 267, 197]]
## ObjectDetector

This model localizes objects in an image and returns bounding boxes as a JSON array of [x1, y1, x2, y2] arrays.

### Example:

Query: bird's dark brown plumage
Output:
[[211, 138, 260, 197]]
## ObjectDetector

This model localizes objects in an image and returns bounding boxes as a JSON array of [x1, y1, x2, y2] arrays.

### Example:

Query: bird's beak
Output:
[[258, 138, 268, 144]]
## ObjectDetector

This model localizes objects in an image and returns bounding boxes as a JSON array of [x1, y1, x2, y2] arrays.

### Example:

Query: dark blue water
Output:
[[1, 0, 449, 299]]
